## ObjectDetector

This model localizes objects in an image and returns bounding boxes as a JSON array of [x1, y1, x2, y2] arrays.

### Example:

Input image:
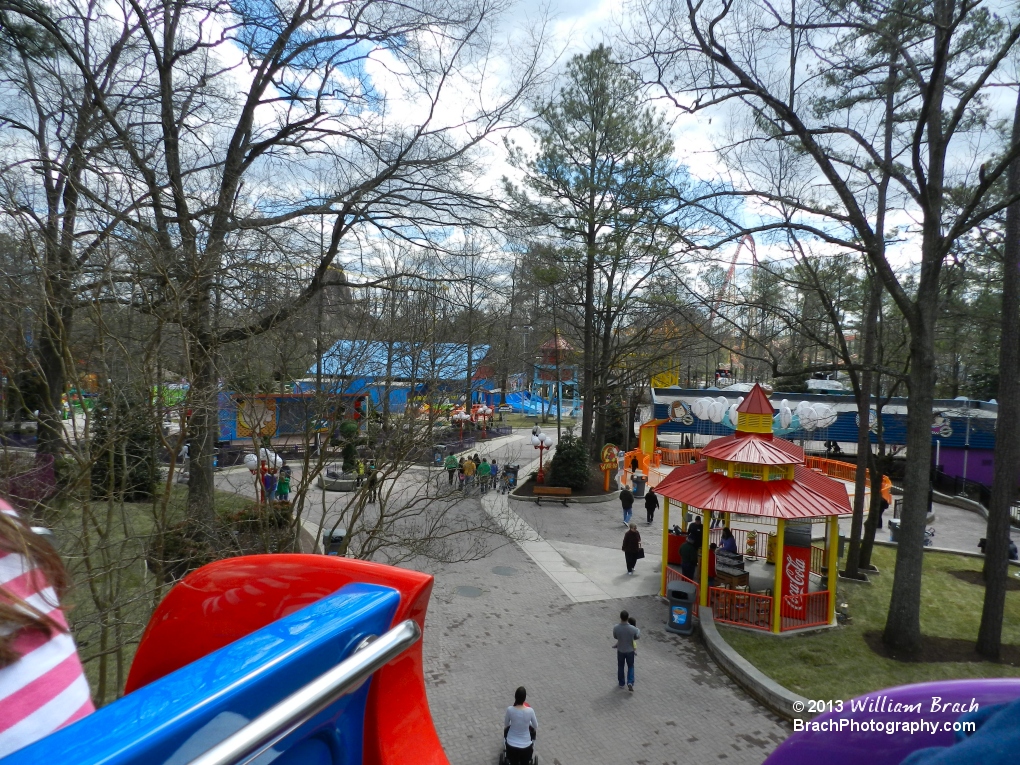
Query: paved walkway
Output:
[[212, 433, 790, 762], [422, 530, 788, 765], [422, 448, 787, 763]]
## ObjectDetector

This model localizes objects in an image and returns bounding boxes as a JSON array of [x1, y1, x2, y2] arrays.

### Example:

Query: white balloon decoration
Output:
[[799, 405, 818, 430], [727, 404, 739, 426], [708, 401, 725, 423], [243, 453, 259, 471], [816, 405, 838, 428], [779, 406, 793, 429]]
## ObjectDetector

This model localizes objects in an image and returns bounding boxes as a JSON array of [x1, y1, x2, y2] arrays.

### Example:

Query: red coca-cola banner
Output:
[[782, 546, 812, 619]]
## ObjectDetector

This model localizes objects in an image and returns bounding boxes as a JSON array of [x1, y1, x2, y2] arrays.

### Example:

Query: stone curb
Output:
[[698, 609, 807, 722], [507, 490, 620, 505], [932, 489, 987, 518]]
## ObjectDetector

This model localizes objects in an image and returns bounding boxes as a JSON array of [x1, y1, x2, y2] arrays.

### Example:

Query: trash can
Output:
[[504, 464, 520, 487], [888, 518, 900, 543], [323, 527, 347, 555], [632, 474, 647, 498], [432, 445, 445, 465], [666, 580, 698, 635]]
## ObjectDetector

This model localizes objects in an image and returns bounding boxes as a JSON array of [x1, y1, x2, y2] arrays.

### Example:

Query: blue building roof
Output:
[[311, 340, 489, 383]]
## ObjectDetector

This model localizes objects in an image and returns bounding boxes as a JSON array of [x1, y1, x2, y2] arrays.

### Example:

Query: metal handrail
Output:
[[187, 619, 422, 765]]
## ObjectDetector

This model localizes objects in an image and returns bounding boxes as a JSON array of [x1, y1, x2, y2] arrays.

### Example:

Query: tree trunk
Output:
[[844, 273, 881, 579], [882, 286, 938, 655], [581, 239, 596, 451], [859, 451, 886, 569], [976, 91, 1020, 660], [186, 293, 219, 532]]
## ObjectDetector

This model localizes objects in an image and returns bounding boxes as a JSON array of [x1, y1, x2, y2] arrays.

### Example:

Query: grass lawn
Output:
[[54, 485, 258, 703], [717, 545, 1020, 701], [498, 413, 579, 430]]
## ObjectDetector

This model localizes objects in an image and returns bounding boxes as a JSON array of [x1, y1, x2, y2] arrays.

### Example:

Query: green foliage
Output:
[[602, 399, 625, 448], [89, 395, 157, 502], [549, 429, 591, 490]]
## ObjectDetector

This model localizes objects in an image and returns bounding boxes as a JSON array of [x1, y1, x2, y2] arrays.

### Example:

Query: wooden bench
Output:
[[533, 486, 572, 506]]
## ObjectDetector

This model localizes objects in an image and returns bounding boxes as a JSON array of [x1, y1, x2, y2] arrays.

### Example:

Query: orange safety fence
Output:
[[658, 448, 702, 466], [805, 456, 893, 503], [781, 589, 830, 631], [665, 566, 699, 617], [709, 588, 772, 631]]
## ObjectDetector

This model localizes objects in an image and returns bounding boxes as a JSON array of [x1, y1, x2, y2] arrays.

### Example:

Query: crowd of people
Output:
[[443, 453, 501, 494]]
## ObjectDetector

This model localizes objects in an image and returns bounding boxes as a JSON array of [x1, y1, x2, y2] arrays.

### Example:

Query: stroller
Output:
[[500, 464, 520, 494], [499, 740, 536, 765]]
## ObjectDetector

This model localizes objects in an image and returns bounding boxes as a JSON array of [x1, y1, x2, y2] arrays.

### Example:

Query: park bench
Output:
[[533, 485, 571, 506]]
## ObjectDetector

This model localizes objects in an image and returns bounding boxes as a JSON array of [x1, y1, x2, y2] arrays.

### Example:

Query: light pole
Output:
[[477, 405, 492, 437], [453, 411, 471, 445], [531, 426, 553, 484]]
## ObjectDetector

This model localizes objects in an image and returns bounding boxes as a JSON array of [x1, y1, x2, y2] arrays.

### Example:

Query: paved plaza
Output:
[[210, 429, 1016, 764]]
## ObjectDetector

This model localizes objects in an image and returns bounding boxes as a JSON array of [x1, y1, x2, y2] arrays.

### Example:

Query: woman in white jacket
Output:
[[503, 686, 537, 764]]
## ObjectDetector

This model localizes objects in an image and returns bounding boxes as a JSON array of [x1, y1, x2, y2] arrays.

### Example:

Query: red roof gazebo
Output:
[[656, 383, 851, 632]]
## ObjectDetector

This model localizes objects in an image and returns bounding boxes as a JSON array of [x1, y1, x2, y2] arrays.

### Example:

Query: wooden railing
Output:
[[810, 545, 825, 576], [709, 588, 772, 631], [805, 456, 893, 502], [780, 590, 830, 631]]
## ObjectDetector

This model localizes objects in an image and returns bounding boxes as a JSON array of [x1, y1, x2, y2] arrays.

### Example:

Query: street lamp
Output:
[[477, 405, 493, 437], [452, 410, 471, 444], [531, 427, 553, 484]]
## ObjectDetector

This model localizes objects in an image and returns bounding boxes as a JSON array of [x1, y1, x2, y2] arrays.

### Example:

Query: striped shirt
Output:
[[0, 508, 93, 756]]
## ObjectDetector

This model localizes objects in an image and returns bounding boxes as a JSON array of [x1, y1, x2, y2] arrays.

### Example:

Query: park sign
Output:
[[600, 444, 619, 491], [497, 404, 513, 412]]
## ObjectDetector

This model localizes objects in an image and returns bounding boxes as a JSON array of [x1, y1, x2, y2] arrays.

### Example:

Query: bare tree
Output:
[[2, 0, 549, 533], [629, 0, 1020, 655]]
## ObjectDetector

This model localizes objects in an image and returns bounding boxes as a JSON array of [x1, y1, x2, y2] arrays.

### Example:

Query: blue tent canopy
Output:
[[311, 340, 489, 383]]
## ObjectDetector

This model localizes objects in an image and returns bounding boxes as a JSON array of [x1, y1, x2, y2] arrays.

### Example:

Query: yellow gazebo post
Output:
[[681, 503, 688, 532], [660, 497, 671, 597], [771, 518, 786, 634], [723, 511, 731, 528], [699, 511, 711, 607], [827, 515, 839, 623]]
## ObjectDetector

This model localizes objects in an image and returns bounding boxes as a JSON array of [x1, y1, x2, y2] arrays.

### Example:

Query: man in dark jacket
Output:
[[679, 535, 698, 580], [620, 486, 634, 525], [644, 488, 659, 525]]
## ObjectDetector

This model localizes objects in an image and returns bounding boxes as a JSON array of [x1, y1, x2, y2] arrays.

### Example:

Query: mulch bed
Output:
[[864, 631, 1020, 665], [949, 568, 1020, 591], [511, 465, 617, 499]]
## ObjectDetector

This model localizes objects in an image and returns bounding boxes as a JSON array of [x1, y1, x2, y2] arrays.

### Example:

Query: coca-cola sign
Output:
[[782, 547, 812, 619]]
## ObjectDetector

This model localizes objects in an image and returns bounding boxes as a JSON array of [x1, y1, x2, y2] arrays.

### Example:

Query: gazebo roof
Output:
[[737, 383, 775, 415], [700, 433, 804, 465], [655, 462, 852, 519]]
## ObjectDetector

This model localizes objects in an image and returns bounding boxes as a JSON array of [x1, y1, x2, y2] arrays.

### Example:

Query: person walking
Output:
[[275, 466, 291, 502], [622, 522, 642, 575], [620, 485, 634, 525], [462, 456, 476, 492], [489, 458, 499, 491], [477, 458, 491, 495], [366, 469, 380, 503], [644, 488, 658, 524], [355, 459, 365, 488], [613, 609, 640, 691], [503, 686, 537, 765], [444, 453, 458, 486]]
